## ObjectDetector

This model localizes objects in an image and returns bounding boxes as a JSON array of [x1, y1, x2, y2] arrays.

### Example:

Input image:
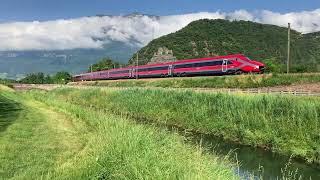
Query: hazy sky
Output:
[[0, 0, 319, 21]]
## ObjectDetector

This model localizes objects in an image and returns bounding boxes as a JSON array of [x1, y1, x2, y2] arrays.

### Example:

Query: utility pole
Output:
[[136, 52, 139, 79], [90, 64, 93, 81], [287, 23, 291, 74]]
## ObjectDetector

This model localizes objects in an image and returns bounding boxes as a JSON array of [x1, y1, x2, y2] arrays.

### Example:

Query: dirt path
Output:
[[11, 83, 63, 91]]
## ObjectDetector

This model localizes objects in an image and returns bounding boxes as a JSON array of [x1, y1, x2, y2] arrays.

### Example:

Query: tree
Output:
[[88, 58, 123, 72], [19, 71, 72, 84], [52, 71, 72, 84], [20, 72, 47, 84], [263, 58, 281, 73], [0, 78, 16, 86]]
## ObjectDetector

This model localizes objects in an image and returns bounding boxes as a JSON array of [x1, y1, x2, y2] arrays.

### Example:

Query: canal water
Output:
[[183, 132, 320, 180]]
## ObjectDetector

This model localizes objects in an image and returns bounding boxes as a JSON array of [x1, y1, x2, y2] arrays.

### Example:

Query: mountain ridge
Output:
[[129, 19, 320, 72]]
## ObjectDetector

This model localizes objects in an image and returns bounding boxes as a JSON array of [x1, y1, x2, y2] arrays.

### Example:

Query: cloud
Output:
[[260, 9, 320, 33], [0, 72, 8, 79], [227, 10, 255, 21], [0, 9, 319, 51]]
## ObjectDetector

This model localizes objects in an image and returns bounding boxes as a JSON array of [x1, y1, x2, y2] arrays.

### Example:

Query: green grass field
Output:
[[36, 87, 320, 165], [71, 73, 320, 89], [0, 85, 237, 179]]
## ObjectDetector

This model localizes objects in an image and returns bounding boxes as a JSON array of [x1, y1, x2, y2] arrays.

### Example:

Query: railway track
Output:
[[11, 83, 320, 96], [190, 88, 320, 96]]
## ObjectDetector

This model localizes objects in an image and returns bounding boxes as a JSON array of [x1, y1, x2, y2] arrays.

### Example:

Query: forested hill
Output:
[[129, 19, 320, 72]]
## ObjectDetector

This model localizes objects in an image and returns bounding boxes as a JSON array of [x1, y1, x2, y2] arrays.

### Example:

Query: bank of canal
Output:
[[186, 132, 320, 180]]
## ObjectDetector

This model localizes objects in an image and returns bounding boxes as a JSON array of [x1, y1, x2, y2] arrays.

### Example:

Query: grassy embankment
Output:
[[35, 87, 320, 165], [0, 80, 14, 88], [70, 73, 320, 88], [0, 85, 237, 179]]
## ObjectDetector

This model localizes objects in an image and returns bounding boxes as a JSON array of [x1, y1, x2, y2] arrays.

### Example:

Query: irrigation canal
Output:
[[186, 132, 320, 180], [129, 115, 320, 180]]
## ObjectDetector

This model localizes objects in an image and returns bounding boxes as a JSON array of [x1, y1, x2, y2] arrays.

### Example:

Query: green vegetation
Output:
[[88, 57, 125, 72], [73, 73, 320, 88], [0, 79, 15, 87], [0, 94, 21, 133], [129, 19, 320, 72], [40, 87, 320, 165], [0, 86, 236, 179], [52, 71, 73, 84], [20, 71, 72, 84]]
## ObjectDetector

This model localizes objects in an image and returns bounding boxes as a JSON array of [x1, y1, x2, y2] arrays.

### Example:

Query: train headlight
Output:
[[255, 65, 259, 69]]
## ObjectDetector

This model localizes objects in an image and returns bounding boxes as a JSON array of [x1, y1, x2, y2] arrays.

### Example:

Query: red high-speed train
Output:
[[73, 54, 265, 81]]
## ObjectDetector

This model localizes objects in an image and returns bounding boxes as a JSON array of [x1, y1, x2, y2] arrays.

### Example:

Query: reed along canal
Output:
[[185, 132, 320, 180]]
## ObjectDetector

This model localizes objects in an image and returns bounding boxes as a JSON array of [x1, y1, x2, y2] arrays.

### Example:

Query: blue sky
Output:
[[0, 0, 319, 21]]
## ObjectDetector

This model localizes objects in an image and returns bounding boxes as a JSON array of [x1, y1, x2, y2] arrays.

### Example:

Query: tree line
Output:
[[87, 57, 125, 72], [19, 71, 72, 84]]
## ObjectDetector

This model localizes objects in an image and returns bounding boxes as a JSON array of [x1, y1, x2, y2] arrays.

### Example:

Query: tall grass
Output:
[[0, 87, 237, 179], [42, 87, 320, 165], [0, 80, 14, 88], [0, 95, 21, 133], [70, 73, 320, 88]]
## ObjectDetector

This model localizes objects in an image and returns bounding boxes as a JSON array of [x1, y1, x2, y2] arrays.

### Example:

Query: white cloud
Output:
[[0, 9, 319, 51], [228, 10, 255, 21], [0, 72, 8, 79], [260, 9, 320, 33]]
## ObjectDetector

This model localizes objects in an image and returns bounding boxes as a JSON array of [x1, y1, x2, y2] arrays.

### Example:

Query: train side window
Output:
[[175, 63, 193, 69], [138, 66, 168, 72], [110, 70, 129, 74], [150, 66, 168, 71], [138, 68, 148, 72], [175, 61, 225, 69], [195, 61, 223, 67]]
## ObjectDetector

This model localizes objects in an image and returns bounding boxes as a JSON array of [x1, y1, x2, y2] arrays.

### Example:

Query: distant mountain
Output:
[[0, 12, 160, 79], [0, 41, 140, 79], [129, 19, 320, 72]]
